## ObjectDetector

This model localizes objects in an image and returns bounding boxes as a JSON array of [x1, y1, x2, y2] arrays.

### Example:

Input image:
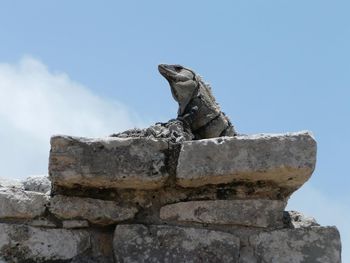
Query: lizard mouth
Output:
[[158, 64, 182, 81], [158, 64, 174, 79]]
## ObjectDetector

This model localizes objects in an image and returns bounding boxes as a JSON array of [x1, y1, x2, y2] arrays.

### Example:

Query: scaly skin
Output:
[[158, 64, 236, 139]]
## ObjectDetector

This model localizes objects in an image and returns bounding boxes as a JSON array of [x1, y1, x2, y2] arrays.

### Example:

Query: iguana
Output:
[[158, 64, 237, 139]]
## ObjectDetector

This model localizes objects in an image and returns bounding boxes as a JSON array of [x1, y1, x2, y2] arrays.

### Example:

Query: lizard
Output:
[[158, 64, 237, 139]]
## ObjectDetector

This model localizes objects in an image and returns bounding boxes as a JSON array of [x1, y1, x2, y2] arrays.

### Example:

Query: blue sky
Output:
[[0, 1, 348, 260]]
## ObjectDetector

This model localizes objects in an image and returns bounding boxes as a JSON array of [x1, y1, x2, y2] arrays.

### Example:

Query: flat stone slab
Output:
[[113, 224, 240, 263], [160, 199, 286, 227], [0, 223, 90, 262], [254, 226, 341, 263], [0, 187, 49, 219], [49, 195, 138, 225], [49, 135, 170, 190], [176, 131, 316, 193]]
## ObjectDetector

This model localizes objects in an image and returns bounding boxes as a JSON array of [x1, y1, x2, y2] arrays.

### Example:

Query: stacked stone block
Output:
[[0, 131, 342, 262]]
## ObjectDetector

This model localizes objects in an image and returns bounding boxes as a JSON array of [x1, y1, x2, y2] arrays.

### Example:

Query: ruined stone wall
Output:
[[0, 131, 342, 262]]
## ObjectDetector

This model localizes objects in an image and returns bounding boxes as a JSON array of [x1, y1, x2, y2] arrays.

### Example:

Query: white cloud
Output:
[[0, 57, 140, 179], [287, 183, 349, 262]]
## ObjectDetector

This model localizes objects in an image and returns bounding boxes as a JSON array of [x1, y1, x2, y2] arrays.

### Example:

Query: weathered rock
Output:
[[0, 187, 48, 219], [22, 175, 51, 194], [81, 230, 115, 263], [29, 219, 57, 228], [0, 177, 23, 190], [160, 199, 286, 227], [113, 224, 240, 263], [0, 223, 90, 262], [49, 195, 138, 225], [63, 220, 89, 229], [254, 226, 341, 263], [284, 210, 320, 228], [176, 131, 316, 195], [49, 135, 170, 190], [239, 246, 258, 263]]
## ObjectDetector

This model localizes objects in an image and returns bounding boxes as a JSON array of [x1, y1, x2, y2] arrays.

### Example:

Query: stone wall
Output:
[[0, 131, 342, 262]]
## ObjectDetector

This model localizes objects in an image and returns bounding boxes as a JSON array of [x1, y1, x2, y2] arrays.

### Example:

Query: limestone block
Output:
[[113, 224, 240, 263], [0, 187, 49, 219], [22, 175, 51, 194], [176, 131, 316, 193], [49, 195, 138, 225], [49, 135, 170, 190], [160, 199, 286, 227], [0, 223, 90, 262], [254, 226, 341, 263]]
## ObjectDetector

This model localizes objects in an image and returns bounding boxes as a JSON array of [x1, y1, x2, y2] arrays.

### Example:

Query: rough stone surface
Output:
[[113, 224, 240, 263], [0, 127, 341, 262], [284, 210, 320, 228], [0, 187, 49, 219], [49, 195, 138, 225], [0, 177, 24, 190], [160, 199, 286, 227], [176, 131, 316, 194], [49, 135, 170, 190], [22, 175, 51, 194], [254, 226, 341, 263], [0, 223, 90, 262], [63, 220, 89, 229], [80, 230, 115, 263], [239, 246, 258, 263], [29, 219, 57, 228]]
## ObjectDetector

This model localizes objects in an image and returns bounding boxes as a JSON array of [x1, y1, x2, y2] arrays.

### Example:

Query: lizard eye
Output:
[[174, 66, 182, 72]]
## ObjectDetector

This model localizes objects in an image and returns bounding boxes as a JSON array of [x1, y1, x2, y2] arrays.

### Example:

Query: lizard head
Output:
[[158, 64, 198, 115], [158, 64, 195, 83]]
